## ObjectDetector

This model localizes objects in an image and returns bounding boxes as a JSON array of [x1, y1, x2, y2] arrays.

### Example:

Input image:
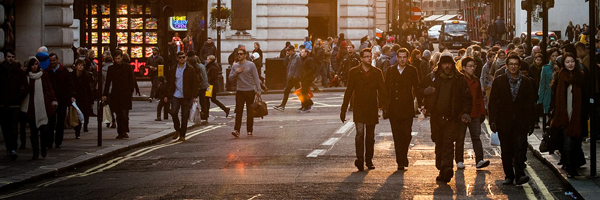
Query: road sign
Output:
[[457, 14, 463, 20], [410, 7, 422, 21]]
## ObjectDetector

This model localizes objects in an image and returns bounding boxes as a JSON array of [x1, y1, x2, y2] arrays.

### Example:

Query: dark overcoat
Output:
[[103, 62, 135, 110], [488, 74, 536, 133], [386, 64, 423, 119], [341, 65, 388, 125]]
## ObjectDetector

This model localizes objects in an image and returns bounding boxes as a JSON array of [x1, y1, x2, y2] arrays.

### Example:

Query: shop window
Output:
[[117, 32, 128, 44], [131, 32, 143, 44], [130, 4, 143, 14], [146, 18, 157, 29], [117, 17, 128, 29], [131, 46, 143, 58], [145, 32, 157, 44], [131, 18, 143, 29], [118, 4, 128, 15], [102, 18, 110, 29]]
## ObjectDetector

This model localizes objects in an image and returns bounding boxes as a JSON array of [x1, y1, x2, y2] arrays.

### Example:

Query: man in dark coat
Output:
[[103, 49, 136, 139], [385, 48, 422, 171], [422, 52, 472, 184], [166, 51, 199, 142], [147, 47, 164, 101], [337, 44, 360, 86], [45, 53, 75, 149], [341, 48, 388, 171], [489, 54, 536, 185], [0, 51, 28, 160], [200, 37, 216, 64]]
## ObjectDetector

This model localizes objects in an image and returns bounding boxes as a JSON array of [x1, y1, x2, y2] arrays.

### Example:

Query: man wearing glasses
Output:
[[165, 51, 199, 142], [341, 48, 388, 171], [229, 48, 263, 138], [0, 51, 27, 160], [489, 54, 535, 185]]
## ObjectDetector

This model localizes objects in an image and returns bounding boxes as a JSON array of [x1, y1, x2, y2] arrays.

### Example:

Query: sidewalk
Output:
[[0, 101, 205, 191], [528, 125, 600, 199]]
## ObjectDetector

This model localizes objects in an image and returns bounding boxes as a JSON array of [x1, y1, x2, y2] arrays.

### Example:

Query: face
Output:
[[76, 63, 85, 71], [49, 56, 58, 67], [286, 49, 295, 56], [564, 56, 576, 71], [31, 61, 39, 72], [348, 46, 355, 54], [397, 52, 408, 66], [254, 43, 259, 49], [534, 57, 542, 66], [498, 53, 506, 60], [237, 50, 246, 61], [533, 48, 541, 55], [550, 52, 559, 62], [300, 49, 308, 57], [177, 54, 187, 64], [576, 48, 586, 58], [516, 48, 524, 56], [361, 52, 372, 65], [113, 55, 123, 64], [440, 62, 453, 74], [487, 55, 495, 63], [152, 49, 158, 55], [5, 53, 15, 64], [463, 61, 476, 76], [506, 59, 520, 76]]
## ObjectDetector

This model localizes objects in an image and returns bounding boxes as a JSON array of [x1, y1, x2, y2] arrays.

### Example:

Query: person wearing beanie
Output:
[[489, 54, 536, 185], [422, 51, 472, 184]]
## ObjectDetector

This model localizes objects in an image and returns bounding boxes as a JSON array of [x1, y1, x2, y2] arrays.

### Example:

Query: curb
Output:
[[0, 123, 202, 192]]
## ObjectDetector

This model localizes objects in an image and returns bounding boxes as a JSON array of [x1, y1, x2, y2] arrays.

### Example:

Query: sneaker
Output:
[[8, 150, 17, 161], [300, 108, 311, 114], [476, 160, 490, 169], [123, 133, 130, 139], [273, 105, 285, 112], [457, 162, 465, 169], [231, 130, 240, 138]]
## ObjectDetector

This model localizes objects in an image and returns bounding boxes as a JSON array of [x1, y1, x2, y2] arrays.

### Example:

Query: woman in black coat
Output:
[[206, 55, 230, 117], [72, 59, 93, 138], [252, 42, 263, 76]]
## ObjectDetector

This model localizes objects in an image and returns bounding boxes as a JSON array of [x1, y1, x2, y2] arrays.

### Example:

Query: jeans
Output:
[[171, 97, 192, 137], [390, 118, 413, 167], [48, 103, 67, 147], [198, 88, 209, 120], [234, 91, 256, 132], [320, 62, 331, 86], [209, 90, 228, 112], [279, 78, 300, 107], [498, 121, 528, 180], [355, 123, 375, 164], [157, 99, 170, 119], [114, 109, 130, 135], [0, 107, 20, 152], [456, 117, 483, 163]]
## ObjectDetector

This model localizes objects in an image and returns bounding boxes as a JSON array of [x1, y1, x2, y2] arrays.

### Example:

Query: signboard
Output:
[[410, 7, 422, 21], [169, 16, 188, 31], [158, 65, 164, 77]]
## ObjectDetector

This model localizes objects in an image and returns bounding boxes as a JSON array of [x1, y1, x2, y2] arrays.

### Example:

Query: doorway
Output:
[[307, 0, 337, 41]]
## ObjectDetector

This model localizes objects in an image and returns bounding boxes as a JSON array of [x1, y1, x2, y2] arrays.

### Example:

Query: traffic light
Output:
[[521, 0, 531, 11], [400, 0, 411, 21]]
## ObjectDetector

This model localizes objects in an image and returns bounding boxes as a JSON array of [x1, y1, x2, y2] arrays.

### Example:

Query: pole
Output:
[[90, 0, 102, 146], [589, 0, 597, 177], [217, 0, 222, 64], [526, 0, 532, 56], [541, 2, 548, 64]]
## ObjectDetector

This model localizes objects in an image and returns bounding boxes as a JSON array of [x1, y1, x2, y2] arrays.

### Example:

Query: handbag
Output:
[[102, 105, 113, 124], [193, 106, 203, 124], [66, 106, 80, 128], [539, 131, 551, 152], [490, 132, 501, 146], [205, 85, 213, 97], [251, 96, 268, 118]]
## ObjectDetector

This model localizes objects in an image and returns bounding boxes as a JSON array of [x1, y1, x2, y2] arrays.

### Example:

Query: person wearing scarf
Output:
[[489, 54, 536, 185], [21, 57, 57, 160], [550, 53, 589, 178]]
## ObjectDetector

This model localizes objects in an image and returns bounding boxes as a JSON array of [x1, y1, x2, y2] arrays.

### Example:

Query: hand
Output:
[[102, 96, 107, 102], [461, 114, 471, 123], [236, 67, 245, 73], [164, 97, 168, 103], [423, 86, 436, 95], [71, 97, 76, 103], [340, 111, 346, 123], [256, 92, 261, 97], [51, 101, 58, 110], [490, 122, 497, 133], [136, 90, 141, 96], [193, 98, 198, 103]]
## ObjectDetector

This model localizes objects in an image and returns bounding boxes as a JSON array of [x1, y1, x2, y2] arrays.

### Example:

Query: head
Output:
[[495, 50, 507, 61], [237, 48, 247, 62], [515, 45, 525, 57], [87, 49, 96, 59], [186, 56, 198, 66], [174, 32, 179, 37], [561, 52, 578, 71], [286, 46, 296, 56], [238, 44, 246, 51], [506, 55, 521, 77], [519, 61, 530, 76], [397, 48, 410, 66], [548, 47, 559, 63], [104, 56, 113, 63], [461, 56, 476, 77], [152, 47, 159, 56], [381, 45, 391, 56], [207, 37, 213, 44], [26, 57, 40, 73], [437, 52, 455, 74], [360, 48, 373, 66], [410, 49, 421, 63], [574, 42, 586, 59], [177, 51, 187, 65], [534, 53, 543, 66], [531, 46, 541, 55], [112, 49, 123, 64], [74, 59, 86, 72], [486, 52, 496, 64], [422, 50, 432, 60], [207, 55, 216, 63], [458, 49, 466, 57], [49, 53, 59, 68], [158, 76, 166, 83], [347, 43, 356, 54], [4, 50, 15, 64], [300, 48, 309, 58], [254, 42, 260, 50], [285, 41, 291, 47], [122, 53, 131, 63], [37, 46, 48, 53]]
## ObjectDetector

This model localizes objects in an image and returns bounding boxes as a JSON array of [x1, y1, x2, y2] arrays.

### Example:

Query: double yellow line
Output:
[[0, 125, 222, 199]]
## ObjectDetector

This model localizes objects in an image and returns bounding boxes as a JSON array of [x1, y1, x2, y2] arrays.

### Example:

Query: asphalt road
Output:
[[0, 92, 572, 199]]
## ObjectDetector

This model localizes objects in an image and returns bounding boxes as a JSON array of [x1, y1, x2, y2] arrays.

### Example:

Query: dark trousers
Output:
[[234, 91, 255, 132], [198, 88, 209, 120], [355, 123, 375, 164], [562, 131, 586, 175], [150, 76, 157, 99], [431, 115, 458, 171], [209, 90, 228, 112], [157, 100, 170, 119], [19, 112, 27, 147], [74, 105, 91, 136], [498, 121, 528, 180], [48, 103, 67, 147], [390, 117, 413, 167], [27, 120, 47, 153], [0, 107, 20, 152], [114, 109, 130, 135], [280, 78, 300, 107], [300, 79, 314, 109], [456, 117, 484, 163], [171, 97, 192, 137]]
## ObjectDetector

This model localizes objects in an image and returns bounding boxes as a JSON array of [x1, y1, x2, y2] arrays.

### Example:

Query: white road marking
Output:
[[321, 138, 340, 146], [377, 132, 393, 136], [525, 164, 554, 200], [335, 121, 355, 134], [307, 149, 326, 157]]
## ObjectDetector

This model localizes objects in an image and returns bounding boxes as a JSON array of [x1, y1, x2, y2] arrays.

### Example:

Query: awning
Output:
[[435, 14, 458, 22], [423, 15, 443, 22]]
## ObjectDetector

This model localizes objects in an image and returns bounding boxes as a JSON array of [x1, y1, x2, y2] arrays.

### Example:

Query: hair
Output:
[[431, 52, 442, 68], [158, 76, 166, 83], [87, 49, 96, 58], [534, 53, 543, 59], [285, 41, 291, 47], [77, 47, 87, 57], [286, 45, 295, 52], [359, 48, 372, 57], [207, 37, 212, 40], [177, 51, 186, 56], [391, 44, 401, 53], [38, 46, 48, 53], [26, 57, 40, 72], [4, 50, 15, 57], [207, 55, 216, 61], [473, 51, 481, 60], [299, 44, 305, 49], [553, 52, 584, 87], [560, 52, 579, 70], [254, 42, 261, 48], [486, 51, 496, 59], [506, 54, 521, 64], [348, 43, 355, 49], [494, 50, 505, 61], [49, 53, 58, 59], [490, 46, 500, 52], [548, 47, 559, 56], [74, 59, 86, 67], [472, 45, 482, 52], [122, 53, 131, 63], [410, 49, 421, 62], [574, 42, 586, 50], [381, 45, 391, 54], [187, 57, 198, 65], [458, 48, 466, 56], [104, 56, 113, 63], [397, 48, 410, 57], [112, 49, 123, 58], [461, 56, 475, 68]]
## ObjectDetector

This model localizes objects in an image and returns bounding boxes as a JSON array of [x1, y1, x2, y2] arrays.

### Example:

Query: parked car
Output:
[[520, 31, 558, 43], [428, 25, 441, 42], [439, 20, 472, 49]]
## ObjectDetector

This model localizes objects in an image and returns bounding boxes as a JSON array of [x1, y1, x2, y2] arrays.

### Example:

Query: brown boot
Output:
[[172, 131, 179, 139]]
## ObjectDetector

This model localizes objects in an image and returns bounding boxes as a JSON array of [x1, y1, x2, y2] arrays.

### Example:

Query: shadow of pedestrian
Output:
[[326, 170, 369, 199], [473, 170, 493, 199], [371, 170, 406, 199]]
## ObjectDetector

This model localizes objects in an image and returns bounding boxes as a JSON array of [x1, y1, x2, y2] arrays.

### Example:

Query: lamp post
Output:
[[217, 0, 222, 64]]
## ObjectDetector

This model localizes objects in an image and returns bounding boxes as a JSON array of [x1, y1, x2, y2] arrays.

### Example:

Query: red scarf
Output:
[[550, 69, 582, 137]]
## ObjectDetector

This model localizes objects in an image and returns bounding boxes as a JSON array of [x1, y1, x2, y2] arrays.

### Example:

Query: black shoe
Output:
[[502, 178, 514, 185], [367, 164, 375, 170], [106, 123, 110, 128], [442, 168, 453, 182], [155, 118, 162, 121], [8, 151, 17, 161], [516, 176, 530, 185], [436, 176, 447, 184], [55, 145, 61, 149], [110, 123, 116, 128], [354, 159, 364, 171], [19, 145, 25, 149], [398, 166, 405, 171], [41, 147, 47, 158], [225, 107, 231, 117], [32, 150, 39, 160]]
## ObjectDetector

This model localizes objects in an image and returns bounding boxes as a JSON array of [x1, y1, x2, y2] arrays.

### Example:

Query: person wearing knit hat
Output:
[[422, 51, 473, 184]]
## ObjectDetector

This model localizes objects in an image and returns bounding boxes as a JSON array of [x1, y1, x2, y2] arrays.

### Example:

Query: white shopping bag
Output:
[[72, 102, 85, 124], [491, 132, 501, 146], [189, 101, 199, 122]]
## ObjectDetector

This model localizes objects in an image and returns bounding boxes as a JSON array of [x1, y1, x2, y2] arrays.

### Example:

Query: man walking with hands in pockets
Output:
[[341, 48, 388, 171]]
